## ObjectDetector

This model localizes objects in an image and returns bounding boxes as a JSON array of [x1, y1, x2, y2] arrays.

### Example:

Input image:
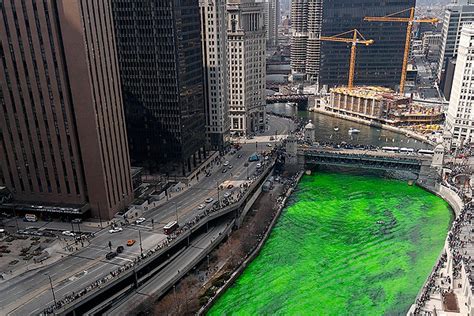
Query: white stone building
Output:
[[446, 25, 474, 146], [227, 0, 266, 136], [200, 0, 230, 150]]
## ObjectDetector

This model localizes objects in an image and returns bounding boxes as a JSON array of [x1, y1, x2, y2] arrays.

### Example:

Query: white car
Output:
[[198, 204, 206, 210], [256, 163, 262, 169], [62, 230, 75, 237], [224, 192, 231, 198], [267, 143, 273, 147], [135, 217, 146, 224], [108, 227, 123, 234], [205, 197, 214, 203], [223, 161, 230, 166]]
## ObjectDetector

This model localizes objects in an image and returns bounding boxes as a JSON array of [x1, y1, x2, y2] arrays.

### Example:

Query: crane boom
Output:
[[364, 7, 438, 94], [318, 29, 374, 89]]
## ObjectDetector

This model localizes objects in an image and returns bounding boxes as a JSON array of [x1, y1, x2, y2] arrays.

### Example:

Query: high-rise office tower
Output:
[[200, 0, 230, 151], [445, 25, 474, 146], [258, 0, 280, 47], [227, 0, 266, 136], [112, 0, 207, 175], [437, 0, 474, 88], [290, 0, 322, 80], [0, 0, 133, 220], [319, 0, 416, 88]]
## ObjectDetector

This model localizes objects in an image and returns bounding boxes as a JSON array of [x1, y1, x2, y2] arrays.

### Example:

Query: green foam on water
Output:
[[208, 172, 452, 316]]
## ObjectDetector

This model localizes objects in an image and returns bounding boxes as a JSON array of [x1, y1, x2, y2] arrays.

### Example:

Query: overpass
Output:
[[298, 148, 432, 174], [49, 162, 275, 316]]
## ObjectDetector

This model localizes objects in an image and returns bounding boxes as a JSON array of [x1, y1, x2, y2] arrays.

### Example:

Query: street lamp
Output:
[[45, 273, 57, 309], [138, 229, 143, 256], [216, 182, 221, 206], [173, 202, 179, 223]]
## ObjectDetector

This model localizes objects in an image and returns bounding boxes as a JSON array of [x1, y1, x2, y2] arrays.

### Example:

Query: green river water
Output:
[[208, 172, 452, 316]]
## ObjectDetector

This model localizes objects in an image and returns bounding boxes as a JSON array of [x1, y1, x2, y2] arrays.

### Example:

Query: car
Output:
[[127, 239, 136, 246], [269, 136, 275, 141], [224, 192, 231, 198], [228, 164, 233, 169], [237, 154, 243, 158], [256, 163, 262, 169], [267, 143, 273, 147], [206, 172, 211, 177], [205, 197, 214, 203], [222, 168, 227, 173], [62, 231, 75, 237], [244, 162, 249, 167], [223, 161, 229, 166], [116, 246, 124, 254], [135, 217, 146, 224], [227, 184, 234, 189], [106, 252, 117, 260], [198, 204, 206, 210], [108, 227, 123, 234], [71, 218, 82, 224]]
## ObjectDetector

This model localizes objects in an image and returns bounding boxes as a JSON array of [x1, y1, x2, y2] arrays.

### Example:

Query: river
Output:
[[266, 103, 432, 149], [208, 172, 452, 315]]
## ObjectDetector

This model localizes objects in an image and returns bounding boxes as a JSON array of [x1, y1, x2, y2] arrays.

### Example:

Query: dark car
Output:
[[106, 252, 117, 260], [116, 246, 124, 254]]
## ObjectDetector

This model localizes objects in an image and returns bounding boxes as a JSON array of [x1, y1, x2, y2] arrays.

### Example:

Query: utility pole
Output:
[[45, 273, 57, 308], [174, 203, 178, 223], [138, 229, 143, 256], [97, 204, 103, 228]]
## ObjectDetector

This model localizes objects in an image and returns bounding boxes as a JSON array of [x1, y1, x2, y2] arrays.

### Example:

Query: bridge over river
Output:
[[297, 147, 434, 175]]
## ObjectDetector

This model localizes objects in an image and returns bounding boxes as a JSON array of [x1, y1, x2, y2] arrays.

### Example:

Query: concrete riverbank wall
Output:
[[198, 171, 304, 315]]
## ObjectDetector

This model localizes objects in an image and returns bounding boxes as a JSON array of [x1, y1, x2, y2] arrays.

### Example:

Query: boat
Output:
[[348, 128, 360, 134], [334, 126, 339, 131], [376, 221, 385, 225]]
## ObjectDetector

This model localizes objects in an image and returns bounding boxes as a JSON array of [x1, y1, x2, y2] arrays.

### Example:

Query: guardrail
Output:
[[51, 161, 275, 315]]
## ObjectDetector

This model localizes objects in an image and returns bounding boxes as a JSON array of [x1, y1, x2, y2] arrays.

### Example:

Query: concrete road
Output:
[[105, 220, 231, 315], [0, 115, 291, 315]]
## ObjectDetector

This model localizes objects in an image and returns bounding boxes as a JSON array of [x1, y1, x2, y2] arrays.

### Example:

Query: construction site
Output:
[[326, 86, 444, 127]]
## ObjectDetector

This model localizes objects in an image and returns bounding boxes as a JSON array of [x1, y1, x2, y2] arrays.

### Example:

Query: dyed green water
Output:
[[209, 172, 452, 315]]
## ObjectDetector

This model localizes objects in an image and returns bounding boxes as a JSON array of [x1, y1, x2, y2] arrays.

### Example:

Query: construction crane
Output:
[[364, 7, 438, 95], [319, 29, 374, 89]]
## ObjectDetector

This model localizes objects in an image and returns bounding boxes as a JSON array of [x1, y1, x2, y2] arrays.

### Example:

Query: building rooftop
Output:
[[330, 86, 409, 102]]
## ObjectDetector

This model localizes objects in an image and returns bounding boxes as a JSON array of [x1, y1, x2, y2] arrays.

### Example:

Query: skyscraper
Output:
[[258, 0, 280, 47], [437, 1, 474, 85], [200, 0, 230, 151], [227, 0, 266, 136], [0, 0, 133, 220], [319, 0, 416, 88], [445, 25, 474, 146], [290, 0, 322, 80], [112, 0, 207, 175]]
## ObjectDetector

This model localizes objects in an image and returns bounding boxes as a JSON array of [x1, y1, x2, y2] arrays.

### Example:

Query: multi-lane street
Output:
[[0, 115, 294, 315]]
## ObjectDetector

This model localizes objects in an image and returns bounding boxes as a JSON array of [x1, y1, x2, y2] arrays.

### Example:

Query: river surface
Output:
[[266, 103, 431, 149], [208, 172, 452, 315]]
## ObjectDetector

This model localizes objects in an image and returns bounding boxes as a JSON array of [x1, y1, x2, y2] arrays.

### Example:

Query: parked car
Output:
[[269, 136, 275, 141], [227, 184, 234, 189], [135, 217, 146, 224], [127, 239, 136, 246], [223, 161, 230, 166], [106, 252, 117, 260], [116, 246, 124, 254], [198, 204, 206, 210], [62, 231, 75, 237], [108, 227, 123, 234], [205, 197, 214, 203], [228, 164, 233, 169], [267, 143, 273, 147], [237, 154, 243, 159], [222, 168, 227, 173], [224, 192, 231, 198]]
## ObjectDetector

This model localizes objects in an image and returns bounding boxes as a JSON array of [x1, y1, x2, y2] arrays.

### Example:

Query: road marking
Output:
[[115, 257, 133, 262]]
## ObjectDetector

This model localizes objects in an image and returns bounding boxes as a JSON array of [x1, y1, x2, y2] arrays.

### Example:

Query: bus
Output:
[[382, 146, 400, 153], [400, 147, 415, 154], [163, 221, 179, 235], [24, 214, 38, 222], [418, 149, 435, 156]]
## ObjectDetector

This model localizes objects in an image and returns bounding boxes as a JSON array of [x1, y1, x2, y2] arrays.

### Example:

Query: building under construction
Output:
[[327, 86, 444, 126]]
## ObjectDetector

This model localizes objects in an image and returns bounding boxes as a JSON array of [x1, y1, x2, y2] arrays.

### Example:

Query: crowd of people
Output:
[[41, 153, 276, 315]]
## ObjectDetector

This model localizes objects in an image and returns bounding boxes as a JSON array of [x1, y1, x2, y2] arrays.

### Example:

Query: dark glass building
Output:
[[112, 0, 207, 176], [320, 0, 416, 88]]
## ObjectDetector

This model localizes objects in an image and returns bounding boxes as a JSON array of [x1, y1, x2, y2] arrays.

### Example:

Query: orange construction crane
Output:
[[319, 29, 374, 89], [364, 7, 438, 94]]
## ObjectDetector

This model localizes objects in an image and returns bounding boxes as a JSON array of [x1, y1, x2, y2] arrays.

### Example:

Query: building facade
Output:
[[0, 0, 133, 220], [227, 0, 266, 136], [112, 0, 207, 175], [200, 0, 230, 151], [422, 32, 442, 62], [437, 1, 474, 83], [446, 25, 474, 146], [258, 0, 280, 47], [319, 0, 416, 88]]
